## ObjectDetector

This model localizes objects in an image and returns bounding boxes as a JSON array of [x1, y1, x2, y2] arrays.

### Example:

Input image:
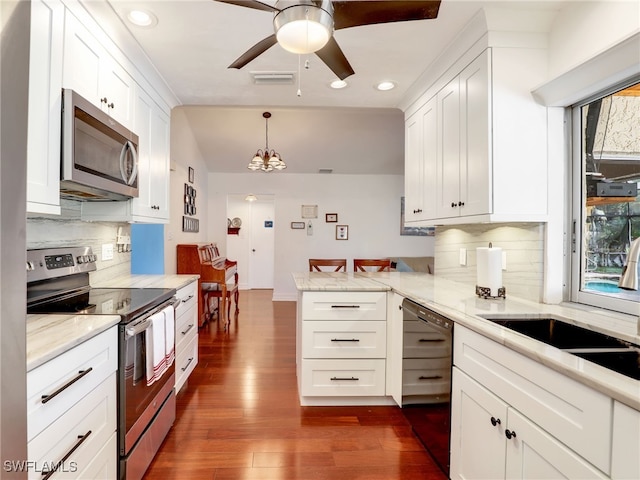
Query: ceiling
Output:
[[89, 0, 566, 174]]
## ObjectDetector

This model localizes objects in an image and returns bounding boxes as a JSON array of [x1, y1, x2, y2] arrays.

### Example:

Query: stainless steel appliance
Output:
[[400, 298, 453, 476], [27, 247, 176, 480], [61, 89, 139, 201]]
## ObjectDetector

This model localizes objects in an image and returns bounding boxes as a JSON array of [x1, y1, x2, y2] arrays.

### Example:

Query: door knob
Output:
[[252, 249, 256, 252]]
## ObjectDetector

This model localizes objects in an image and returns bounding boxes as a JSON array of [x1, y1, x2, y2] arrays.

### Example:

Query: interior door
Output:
[[249, 198, 275, 289]]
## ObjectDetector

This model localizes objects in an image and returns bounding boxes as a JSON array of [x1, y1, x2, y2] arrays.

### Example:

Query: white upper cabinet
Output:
[[27, 0, 64, 215], [404, 96, 437, 223], [405, 46, 548, 225], [62, 11, 135, 129]]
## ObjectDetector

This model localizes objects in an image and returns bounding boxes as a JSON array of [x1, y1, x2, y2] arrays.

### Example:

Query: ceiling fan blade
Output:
[[332, 1, 441, 30], [314, 37, 354, 80], [229, 34, 278, 69], [213, 0, 279, 13]]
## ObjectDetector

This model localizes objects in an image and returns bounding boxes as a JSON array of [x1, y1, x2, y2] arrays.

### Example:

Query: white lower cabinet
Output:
[[27, 326, 117, 479], [451, 367, 607, 480], [611, 401, 640, 479], [297, 291, 388, 405], [174, 280, 198, 393]]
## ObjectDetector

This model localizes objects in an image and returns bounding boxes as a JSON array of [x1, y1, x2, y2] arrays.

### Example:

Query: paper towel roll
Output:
[[477, 245, 503, 297]]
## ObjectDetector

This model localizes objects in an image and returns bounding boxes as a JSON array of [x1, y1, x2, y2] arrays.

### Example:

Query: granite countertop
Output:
[[26, 314, 120, 372], [294, 271, 640, 410], [91, 273, 199, 290]]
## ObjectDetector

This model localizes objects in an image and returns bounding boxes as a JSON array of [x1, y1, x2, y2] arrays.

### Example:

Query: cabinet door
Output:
[[102, 56, 135, 128], [505, 408, 607, 479], [459, 49, 491, 217], [63, 12, 102, 106], [386, 293, 404, 405], [404, 110, 424, 222], [436, 77, 461, 219], [450, 367, 506, 480], [131, 88, 169, 221], [27, 0, 64, 215], [420, 97, 438, 220]]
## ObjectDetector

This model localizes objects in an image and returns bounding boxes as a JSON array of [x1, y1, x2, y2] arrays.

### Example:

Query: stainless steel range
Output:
[[27, 247, 177, 480]]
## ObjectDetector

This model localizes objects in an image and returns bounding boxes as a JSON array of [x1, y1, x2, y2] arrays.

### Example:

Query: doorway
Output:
[[226, 194, 275, 290]]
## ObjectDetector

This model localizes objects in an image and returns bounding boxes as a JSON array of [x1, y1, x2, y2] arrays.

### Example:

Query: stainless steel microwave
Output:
[[61, 89, 139, 201]]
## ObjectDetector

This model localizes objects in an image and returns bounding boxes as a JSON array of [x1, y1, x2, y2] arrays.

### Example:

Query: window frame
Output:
[[570, 77, 640, 316]]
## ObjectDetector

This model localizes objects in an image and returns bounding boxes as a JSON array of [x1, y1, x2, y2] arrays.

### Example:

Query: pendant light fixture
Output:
[[248, 112, 287, 172]]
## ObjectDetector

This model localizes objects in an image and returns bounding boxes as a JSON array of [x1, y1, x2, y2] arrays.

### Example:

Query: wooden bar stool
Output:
[[353, 258, 391, 272], [309, 259, 347, 272]]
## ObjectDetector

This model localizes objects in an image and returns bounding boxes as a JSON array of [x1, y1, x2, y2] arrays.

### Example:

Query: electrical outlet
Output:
[[102, 243, 114, 261]]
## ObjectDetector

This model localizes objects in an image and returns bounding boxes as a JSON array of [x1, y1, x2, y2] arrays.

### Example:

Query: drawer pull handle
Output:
[[330, 305, 361, 309], [505, 429, 517, 440], [330, 376, 359, 381], [181, 294, 194, 303], [418, 375, 443, 380], [491, 417, 501, 427], [41, 430, 92, 480], [330, 338, 360, 342], [418, 338, 445, 343], [181, 324, 195, 335], [41, 368, 93, 404], [181, 357, 194, 372]]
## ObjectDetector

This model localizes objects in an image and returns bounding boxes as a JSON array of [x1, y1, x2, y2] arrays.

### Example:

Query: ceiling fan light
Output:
[[274, 4, 333, 54]]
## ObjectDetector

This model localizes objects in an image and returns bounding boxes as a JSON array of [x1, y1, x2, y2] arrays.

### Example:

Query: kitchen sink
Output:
[[479, 315, 639, 380], [479, 316, 629, 349]]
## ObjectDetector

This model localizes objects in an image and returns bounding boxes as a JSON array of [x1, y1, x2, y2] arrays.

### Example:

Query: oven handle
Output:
[[125, 296, 179, 337], [126, 318, 152, 337]]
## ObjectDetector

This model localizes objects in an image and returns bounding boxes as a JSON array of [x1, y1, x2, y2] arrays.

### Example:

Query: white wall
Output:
[[164, 108, 211, 274], [547, 1, 640, 81], [208, 173, 434, 300]]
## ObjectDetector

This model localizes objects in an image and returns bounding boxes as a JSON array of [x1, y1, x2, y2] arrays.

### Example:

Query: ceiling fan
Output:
[[214, 0, 442, 80]]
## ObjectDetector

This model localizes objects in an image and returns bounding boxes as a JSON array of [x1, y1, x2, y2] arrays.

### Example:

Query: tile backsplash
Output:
[[434, 223, 545, 302], [27, 200, 131, 284]]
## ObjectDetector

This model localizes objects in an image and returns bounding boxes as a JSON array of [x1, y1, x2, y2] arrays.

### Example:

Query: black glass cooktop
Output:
[[27, 288, 175, 323]]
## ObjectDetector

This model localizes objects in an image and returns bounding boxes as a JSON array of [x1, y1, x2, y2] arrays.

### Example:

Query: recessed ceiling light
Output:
[[376, 81, 396, 91], [127, 9, 157, 27], [330, 79, 348, 89]]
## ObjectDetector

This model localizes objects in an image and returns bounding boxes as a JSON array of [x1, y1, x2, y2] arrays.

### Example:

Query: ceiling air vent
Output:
[[318, 168, 333, 174], [250, 71, 295, 85]]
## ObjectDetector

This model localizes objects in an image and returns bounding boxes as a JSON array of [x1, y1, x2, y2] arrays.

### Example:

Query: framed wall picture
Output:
[[301, 205, 318, 218], [325, 213, 338, 223], [188, 166, 194, 183], [336, 225, 348, 240], [291, 221, 306, 229]]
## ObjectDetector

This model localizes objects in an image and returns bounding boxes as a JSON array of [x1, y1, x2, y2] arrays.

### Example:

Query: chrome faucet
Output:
[[618, 237, 640, 290]]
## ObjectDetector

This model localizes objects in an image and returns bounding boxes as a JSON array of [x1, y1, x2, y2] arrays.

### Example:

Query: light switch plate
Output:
[[459, 248, 467, 266], [102, 243, 114, 261]]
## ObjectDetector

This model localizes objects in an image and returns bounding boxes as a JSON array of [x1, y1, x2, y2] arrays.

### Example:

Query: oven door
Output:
[[119, 307, 175, 455]]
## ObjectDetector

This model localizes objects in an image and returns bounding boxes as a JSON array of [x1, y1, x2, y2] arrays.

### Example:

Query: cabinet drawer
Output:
[[402, 358, 451, 397], [301, 359, 385, 396], [27, 327, 117, 441], [175, 302, 197, 350], [175, 281, 197, 316], [28, 373, 116, 479], [403, 320, 450, 358], [175, 334, 198, 393], [302, 292, 386, 321], [72, 432, 117, 480], [302, 321, 386, 359], [454, 325, 612, 473]]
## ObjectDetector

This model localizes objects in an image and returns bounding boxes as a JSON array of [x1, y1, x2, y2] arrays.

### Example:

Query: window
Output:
[[572, 80, 640, 315]]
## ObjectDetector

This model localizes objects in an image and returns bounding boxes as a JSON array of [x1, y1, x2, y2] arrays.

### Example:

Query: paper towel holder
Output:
[[476, 242, 506, 299]]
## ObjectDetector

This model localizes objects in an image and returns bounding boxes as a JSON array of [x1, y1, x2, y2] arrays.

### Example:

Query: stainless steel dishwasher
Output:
[[400, 298, 453, 477]]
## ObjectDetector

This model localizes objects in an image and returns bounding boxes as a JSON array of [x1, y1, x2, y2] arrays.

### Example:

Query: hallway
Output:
[[143, 289, 446, 479]]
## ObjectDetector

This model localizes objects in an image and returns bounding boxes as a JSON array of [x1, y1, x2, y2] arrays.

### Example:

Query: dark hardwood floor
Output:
[[143, 289, 447, 480]]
